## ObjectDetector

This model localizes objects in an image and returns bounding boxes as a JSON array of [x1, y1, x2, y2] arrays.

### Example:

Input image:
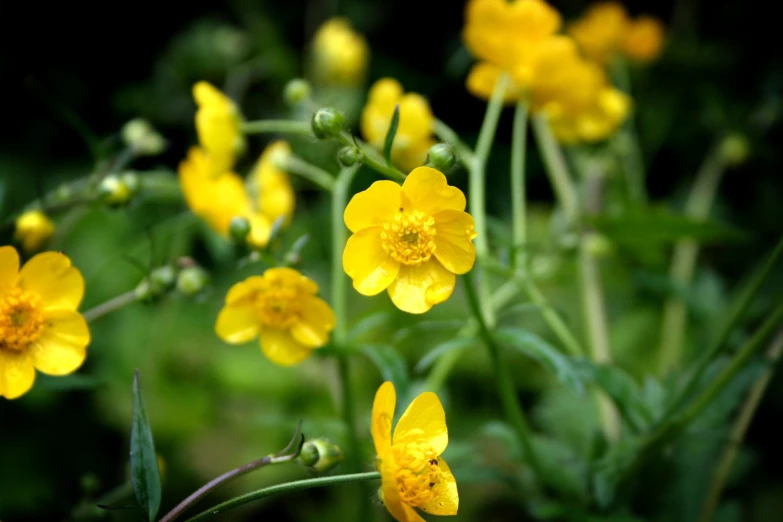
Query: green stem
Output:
[[658, 145, 727, 373], [511, 101, 529, 273], [462, 271, 544, 482], [241, 120, 313, 136], [285, 155, 335, 192], [336, 132, 406, 181], [611, 57, 648, 205], [182, 472, 381, 522], [521, 278, 584, 357], [698, 327, 783, 522], [433, 118, 475, 166], [82, 290, 138, 323], [531, 114, 580, 223]]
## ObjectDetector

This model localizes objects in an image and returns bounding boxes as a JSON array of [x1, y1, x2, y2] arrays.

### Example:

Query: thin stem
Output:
[[462, 271, 545, 482], [511, 101, 529, 273], [658, 145, 727, 373], [182, 472, 381, 522], [82, 290, 138, 323], [611, 57, 648, 205], [241, 120, 313, 135], [521, 278, 584, 357], [531, 114, 580, 223], [699, 328, 783, 522], [336, 132, 406, 181], [285, 155, 335, 192], [433, 118, 475, 166]]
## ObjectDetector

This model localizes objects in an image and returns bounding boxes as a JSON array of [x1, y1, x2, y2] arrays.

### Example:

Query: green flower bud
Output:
[[584, 234, 615, 258], [98, 175, 132, 207], [719, 133, 750, 167], [311, 108, 345, 140], [176, 266, 210, 297], [284, 79, 312, 106], [121, 171, 141, 195], [121, 118, 166, 156], [229, 216, 252, 244], [135, 265, 177, 301], [337, 146, 361, 167], [425, 143, 456, 172], [298, 439, 343, 473]]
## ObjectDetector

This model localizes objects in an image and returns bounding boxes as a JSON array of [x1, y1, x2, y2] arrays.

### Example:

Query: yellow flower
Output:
[[361, 79, 435, 172], [14, 210, 55, 253], [178, 143, 295, 248], [343, 167, 476, 314], [0, 246, 90, 399], [568, 2, 629, 64], [215, 268, 335, 366], [312, 18, 369, 86], [193, 81, 246, 174], [622, 16, 665, 62], [465, 62, 526, 103], [372, 381, 458, 522]]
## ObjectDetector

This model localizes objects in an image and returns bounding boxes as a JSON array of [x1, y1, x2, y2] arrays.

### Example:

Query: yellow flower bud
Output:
[[14, 210, 55, 253]]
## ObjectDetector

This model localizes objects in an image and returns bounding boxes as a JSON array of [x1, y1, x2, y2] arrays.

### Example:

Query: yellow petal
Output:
[[344, 180, 402, 233], [245, 212, 273, 249], [387, 260, 455, 314], [18, 252, 84, 311], [30, 309, 89, 375], [372, 381, 396, 456], [401, 167, 466, 215], [0, 245, 20, 289], [343, 228, 400, 296], [380, 458, 413, 522], [215, 303, 260, 344], [224, 276, 264, 305], [397, 93, 434, 142], [401, 504, 427, 522], [0, 349, 35, 399], [393, 391, 448, 454], [421, 457, 459, 515], [433, 210, 477, 275], [259, 328, 313, 366], [466, 62, 525, 103], [264, 267, 319, 295], [290, 296, 335, 348]]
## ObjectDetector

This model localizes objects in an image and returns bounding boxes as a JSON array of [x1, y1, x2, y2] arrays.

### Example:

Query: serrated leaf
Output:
[[495, 327, 585, 395], [414, 336, 478, 374], [361, 344, 409, 397], [383, 104, 400, 167], [347, 311, 393, 343], [130, 370, 162, 522]]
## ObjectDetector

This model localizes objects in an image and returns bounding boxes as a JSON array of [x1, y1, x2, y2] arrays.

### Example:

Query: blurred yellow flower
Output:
[[178, 142, 294, 249], [215, 268, 335, 366], [14, 210, 55, 253], [372, 381, 458, 522], [0, 246, 90, 399], [312, 18, 369, 86], [622, 16, 665, 61], [343, 167, 476, 314], [568, 2, 628, 64], [193, 81, 246, 174], [361, 79, 435, 172], [466, 62, 525, 103]]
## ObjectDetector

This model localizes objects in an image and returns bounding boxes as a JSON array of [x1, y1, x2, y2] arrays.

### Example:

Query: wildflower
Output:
[[371, 381, 458, 522], [215, 268, 335, 366], [622, 16, 665, 62], [361, 79, 435, 172], [312, 18, 369, 86], [193, 81, 246, 174], [251, 141, 295, 226], [343, 167, 476, 314], [568, 2, 629, 64], [0, 246, 90, 399], [14, 210, 55, 253]]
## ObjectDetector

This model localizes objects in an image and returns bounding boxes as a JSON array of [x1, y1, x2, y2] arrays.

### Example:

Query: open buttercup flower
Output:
[[193, 81, 246, 175], [215, 268, 335, 366], [372, 381, 458, 522], [343, 167, 477, 314], [0, 246, 90, 399]]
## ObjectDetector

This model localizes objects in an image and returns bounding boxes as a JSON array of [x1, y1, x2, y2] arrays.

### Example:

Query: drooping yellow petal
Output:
[[387, 259, 455, 314], [17, 252, 84, 311], [343, 228, 401, 296], [259, 328, 313, 366], [372, 381, 396, 457], [393, 391, 448, 454], [420, 457, 459, 515], [30, 309, 89, 375], [401, 167, 466, 215], [344, 181, 402, 233], [0, 245, 20, 289], [433, 210, 477, 275], [290, 296, 335, 348], [0, 349, 35, 399], [215, 303, 260, 344]]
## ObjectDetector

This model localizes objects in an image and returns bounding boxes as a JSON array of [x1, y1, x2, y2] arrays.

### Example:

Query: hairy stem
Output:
[[82, 290, 139, 323]]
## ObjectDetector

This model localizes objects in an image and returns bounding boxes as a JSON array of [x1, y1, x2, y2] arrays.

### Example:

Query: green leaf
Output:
[[592, 437, 643, 508], [130, 370, 162, 522], [391, 319, 466, 345], [495, 327, 585, 395], [383, 104, 400, 167], [361, 344, 409, 397], [347, 311, 393, 343], [414, 337, 478, 374]]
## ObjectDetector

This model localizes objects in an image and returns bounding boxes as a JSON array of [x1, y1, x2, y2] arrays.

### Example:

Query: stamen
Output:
[[0, 288, 46, 352], [381, 210, 437, 265]]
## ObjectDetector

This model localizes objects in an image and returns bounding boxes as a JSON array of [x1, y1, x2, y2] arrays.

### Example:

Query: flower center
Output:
[[389, 440, 444, 508], [0, 288, 46, 352], [381, 210, 437, 265], [253, 281, 301, 328]]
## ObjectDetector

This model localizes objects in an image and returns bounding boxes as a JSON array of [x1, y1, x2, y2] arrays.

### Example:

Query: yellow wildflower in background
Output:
[[193, 81, 246, 174], [251, 141, 295, 226], [312, 18, 369, 86], [0, 246, 90, 399], [343, 167, 476, 314], [371, 381, 458, 522], [215, 268, 335, 366], [14, 210, 55, 253], [622, 16, 665, 62], [361, 79, 435, 172], [568, 2, 628, 64]]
